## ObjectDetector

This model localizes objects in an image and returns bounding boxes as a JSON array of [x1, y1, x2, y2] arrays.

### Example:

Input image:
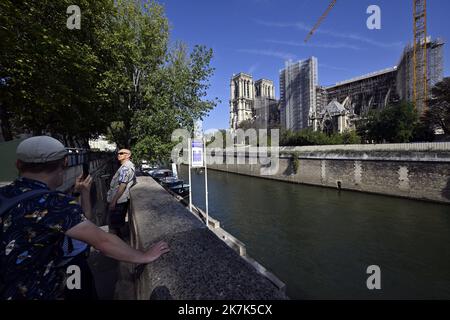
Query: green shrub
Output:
[[284, 151, 300, 174], [280, 128, 362, 146]]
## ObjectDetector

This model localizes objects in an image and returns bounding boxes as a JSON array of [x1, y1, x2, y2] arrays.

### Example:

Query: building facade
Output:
[[230, 73, 254, 130], [254, 79, 279, 129], [312, 100, 352, 134], [325, 67, 399, 118], [279, 57, 318, 132], [229, 74, 279, 130], [312, 38, 444, 134], [229, 39, 444, 135]]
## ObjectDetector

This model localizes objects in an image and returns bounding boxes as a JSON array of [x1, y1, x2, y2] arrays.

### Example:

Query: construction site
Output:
[[230, 0, 445, 135], [307, 0, 445, 133], [311, 38, 444, 134]]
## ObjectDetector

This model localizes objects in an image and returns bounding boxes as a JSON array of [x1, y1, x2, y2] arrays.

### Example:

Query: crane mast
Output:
[[413, 0, 428, 114]]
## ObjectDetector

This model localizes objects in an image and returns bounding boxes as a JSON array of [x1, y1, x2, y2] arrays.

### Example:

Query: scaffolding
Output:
[[397, 38, 444, 111], [279, 58, 318, 131], [324, 37, 443, 120], [325, 68, 398, 117]]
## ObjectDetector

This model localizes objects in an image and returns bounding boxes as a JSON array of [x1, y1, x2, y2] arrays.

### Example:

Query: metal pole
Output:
[[188, 137, 193, 213], [203, 136, 209, 228]]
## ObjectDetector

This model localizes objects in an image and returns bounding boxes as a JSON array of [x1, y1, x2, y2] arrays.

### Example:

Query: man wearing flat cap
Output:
[[0, 136, 169, 300]]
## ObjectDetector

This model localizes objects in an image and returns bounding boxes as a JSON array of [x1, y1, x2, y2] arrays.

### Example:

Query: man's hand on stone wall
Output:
[[143, 241, 170, 263]]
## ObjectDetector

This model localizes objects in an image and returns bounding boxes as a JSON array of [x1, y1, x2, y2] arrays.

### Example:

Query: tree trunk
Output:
[[0, 103, 13, 141], [82, 137, 91, 149], [123, 116, 132, 149], [68, 135, 75, 148]]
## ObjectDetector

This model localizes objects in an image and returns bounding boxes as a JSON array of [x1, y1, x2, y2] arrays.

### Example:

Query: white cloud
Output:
[[264, 39, 362, 50], [237, 49, 297, 61], [254, 19, 403, 49]]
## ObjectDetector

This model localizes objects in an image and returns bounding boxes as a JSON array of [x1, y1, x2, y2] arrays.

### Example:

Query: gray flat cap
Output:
[[16, 136, 68, 163]]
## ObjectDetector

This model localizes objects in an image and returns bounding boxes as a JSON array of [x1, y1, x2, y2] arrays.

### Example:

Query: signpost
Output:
[[188, 137, 209, 228], [191, 140, 204, 168], [203, 137, 209, 229], [171, 162, 178, 179], [188, 138, 193, 212]]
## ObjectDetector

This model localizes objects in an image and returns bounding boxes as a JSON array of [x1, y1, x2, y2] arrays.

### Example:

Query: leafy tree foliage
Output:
[[1, 0, 218, 162], [0, 0, 116, 145], [128, 42, 218, 162], [424, 77, 450, 135], [280, 128, 361, 146], [357, 102, 418, 143], [101, 0, 170, 149], [236, 119, 254, 131]]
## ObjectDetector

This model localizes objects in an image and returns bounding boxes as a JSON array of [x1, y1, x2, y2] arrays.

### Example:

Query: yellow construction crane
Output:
[[413, 0, 428, 113], [305, 0, 429, 113], [304, 0, 337, 43]]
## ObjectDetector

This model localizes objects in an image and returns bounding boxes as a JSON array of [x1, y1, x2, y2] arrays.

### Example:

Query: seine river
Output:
[[180, 166, 450, 299]]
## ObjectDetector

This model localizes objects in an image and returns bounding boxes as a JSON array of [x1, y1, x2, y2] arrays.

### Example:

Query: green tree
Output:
[[424, 77, 450, 135], [100, 1, 218, 163], [0, 0, 116, 145], [358, 102, 418, 143], [101, 0, 170, 148], [1, 0, 218, 162], [237, 119, 254, 131], [280, 128, 361, 146], [411, 115, 435, 142], [129, 42, 218, 163], [341, 130, 361, 144]]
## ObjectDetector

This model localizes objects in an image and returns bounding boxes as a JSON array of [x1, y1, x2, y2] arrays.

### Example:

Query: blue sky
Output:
[[158, 0, 450, 130]]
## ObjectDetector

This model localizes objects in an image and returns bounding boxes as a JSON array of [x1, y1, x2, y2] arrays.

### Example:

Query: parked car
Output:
[[159, 176, 184, 188], [141, 160, 151, 171], [150, 169, 173, 182]]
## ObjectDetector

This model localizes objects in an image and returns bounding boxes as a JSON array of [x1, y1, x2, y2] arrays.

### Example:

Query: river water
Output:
[[179, 166, 450, 299]]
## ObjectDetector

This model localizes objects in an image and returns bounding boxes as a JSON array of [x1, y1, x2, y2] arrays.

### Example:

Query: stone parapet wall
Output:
[[207, 146, 450, 204], [281, 142, 450, 152], [128, 176, 288, 300]]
